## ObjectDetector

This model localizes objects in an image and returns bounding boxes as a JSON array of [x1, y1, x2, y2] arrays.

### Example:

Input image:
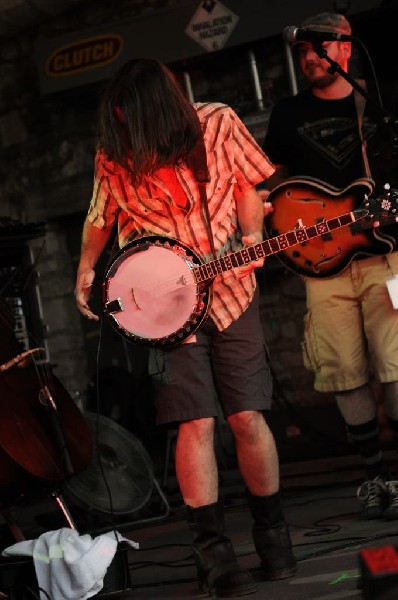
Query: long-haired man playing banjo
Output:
[[75, 58, 296, 597]]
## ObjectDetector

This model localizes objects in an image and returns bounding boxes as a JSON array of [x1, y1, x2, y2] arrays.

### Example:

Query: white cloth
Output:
[[1, 527, 139, 600]]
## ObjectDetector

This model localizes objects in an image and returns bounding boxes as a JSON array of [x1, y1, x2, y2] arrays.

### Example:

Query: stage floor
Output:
[[2, 453, 398, 599], [116, 454, 398, 599]]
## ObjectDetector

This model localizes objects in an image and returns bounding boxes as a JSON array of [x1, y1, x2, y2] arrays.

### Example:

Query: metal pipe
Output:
[[248, 49, 264, 111], [183, 70, 195, 103]]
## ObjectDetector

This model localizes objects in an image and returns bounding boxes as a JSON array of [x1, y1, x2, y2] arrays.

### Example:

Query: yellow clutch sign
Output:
[[185, 0, 239, 52], [46, 34, 123, 77]]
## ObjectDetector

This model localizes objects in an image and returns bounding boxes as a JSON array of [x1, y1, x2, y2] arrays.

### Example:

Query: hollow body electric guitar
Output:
[[103, 178, 396, 349], [266, 177, 398, 278]]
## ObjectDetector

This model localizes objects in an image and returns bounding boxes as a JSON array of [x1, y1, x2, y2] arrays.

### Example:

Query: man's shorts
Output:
[[302, 252, 398, 392], [148, 288, 273, 425]]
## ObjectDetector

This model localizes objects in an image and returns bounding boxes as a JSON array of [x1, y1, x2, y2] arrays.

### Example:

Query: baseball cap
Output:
[[300, 11, 352, 35]]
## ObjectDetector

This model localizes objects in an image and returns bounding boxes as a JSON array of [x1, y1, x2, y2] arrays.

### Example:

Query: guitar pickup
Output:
[[105, 298, 124, 313]]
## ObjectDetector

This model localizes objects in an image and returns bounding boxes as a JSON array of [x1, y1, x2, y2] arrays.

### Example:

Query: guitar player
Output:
[[262, 11, 398, 520]]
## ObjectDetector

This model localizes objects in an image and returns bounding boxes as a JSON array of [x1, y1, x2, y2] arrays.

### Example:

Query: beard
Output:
[[305, 64, 340, 89]]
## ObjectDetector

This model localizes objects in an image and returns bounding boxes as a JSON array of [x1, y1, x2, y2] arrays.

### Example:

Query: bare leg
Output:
[[227, 410, 279, 495], [175, 417, 218, 507], [335, 384, 383, 476], [227, 410, 296, 579], [335, 383, 387, 520], [335, 383, 377, 424], [180, 417, 257, 595]]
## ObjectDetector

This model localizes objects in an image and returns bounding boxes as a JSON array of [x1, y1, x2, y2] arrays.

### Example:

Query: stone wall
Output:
[[0, 0, 358, 417]]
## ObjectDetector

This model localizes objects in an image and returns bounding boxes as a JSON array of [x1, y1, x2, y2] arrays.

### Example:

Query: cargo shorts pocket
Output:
[[148, 348, 174, 384]]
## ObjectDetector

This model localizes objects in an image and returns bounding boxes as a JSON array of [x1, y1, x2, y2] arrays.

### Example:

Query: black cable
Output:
[[34, 587, 51, 600], [297, 530, 398, 561], [87, 311, 133, 593], [93, 314, 118, 531], [9, 583, 51, 600], [356, 38, 384, 109]]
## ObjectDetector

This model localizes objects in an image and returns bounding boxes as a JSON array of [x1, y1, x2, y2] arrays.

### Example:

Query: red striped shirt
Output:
[[88, 102, 274, 330]]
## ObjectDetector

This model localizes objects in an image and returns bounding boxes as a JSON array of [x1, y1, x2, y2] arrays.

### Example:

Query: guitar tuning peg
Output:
[[384, 183, 391, 191]]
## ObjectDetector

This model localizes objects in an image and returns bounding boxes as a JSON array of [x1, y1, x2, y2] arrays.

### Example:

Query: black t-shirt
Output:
[[262, 88, 397, 194]]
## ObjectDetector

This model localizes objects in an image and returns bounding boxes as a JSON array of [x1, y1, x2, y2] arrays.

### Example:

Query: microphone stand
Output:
[[311, 41, 398, 137]]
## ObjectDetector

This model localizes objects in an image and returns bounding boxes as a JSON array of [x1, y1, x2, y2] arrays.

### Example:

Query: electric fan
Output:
[[64, 411, 156, 516]]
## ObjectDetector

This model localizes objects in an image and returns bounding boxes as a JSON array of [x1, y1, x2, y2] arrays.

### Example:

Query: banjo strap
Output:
[[187, 133, 217, 260]]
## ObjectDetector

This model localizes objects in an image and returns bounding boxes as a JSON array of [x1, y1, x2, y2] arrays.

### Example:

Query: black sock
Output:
[[346, 418, 388, 480], [387, 417, 398, 476]]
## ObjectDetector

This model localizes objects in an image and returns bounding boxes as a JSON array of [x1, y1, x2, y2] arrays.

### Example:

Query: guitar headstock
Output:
[[364, 184, 398, 222]]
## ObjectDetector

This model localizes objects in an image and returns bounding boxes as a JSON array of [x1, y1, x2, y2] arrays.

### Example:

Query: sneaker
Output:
[[357, 476, 387, 519], [383, 480, 398, 520]]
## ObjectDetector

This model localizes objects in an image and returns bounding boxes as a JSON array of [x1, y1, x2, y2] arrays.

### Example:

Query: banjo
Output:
[[103, 180, 394, 349]]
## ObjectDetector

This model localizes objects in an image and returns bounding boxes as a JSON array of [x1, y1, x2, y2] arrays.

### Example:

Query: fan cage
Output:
[[64, 412, 155, 516]]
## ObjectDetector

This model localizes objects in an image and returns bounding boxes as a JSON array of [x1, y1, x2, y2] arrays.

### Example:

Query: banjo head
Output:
[[103, 236, 211, 348]]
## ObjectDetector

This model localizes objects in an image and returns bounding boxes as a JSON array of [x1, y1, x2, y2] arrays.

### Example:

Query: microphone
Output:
[[283, 25, 353, 45]]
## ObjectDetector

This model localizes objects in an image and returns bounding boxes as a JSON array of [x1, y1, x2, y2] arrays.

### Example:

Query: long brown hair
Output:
[[97, 58, 201, 185]]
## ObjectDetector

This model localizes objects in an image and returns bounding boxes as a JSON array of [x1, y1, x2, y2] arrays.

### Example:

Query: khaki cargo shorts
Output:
[[302, 252, 398, 393]]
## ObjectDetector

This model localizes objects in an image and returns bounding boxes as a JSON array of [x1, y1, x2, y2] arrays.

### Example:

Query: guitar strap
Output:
[[354, 80, 373, 180], [187, 133, 217, 260]]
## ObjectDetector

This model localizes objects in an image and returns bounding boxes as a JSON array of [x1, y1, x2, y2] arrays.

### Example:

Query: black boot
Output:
[[187, 501, 257, 597], [247, 490, 297, 580]]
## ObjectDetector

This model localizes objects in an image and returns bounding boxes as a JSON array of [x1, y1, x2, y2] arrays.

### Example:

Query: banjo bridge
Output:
[[176, 274, 189, 286]]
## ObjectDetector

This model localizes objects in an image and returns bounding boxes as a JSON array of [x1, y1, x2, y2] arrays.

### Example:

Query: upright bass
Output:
[[0, 295, 93, 504]]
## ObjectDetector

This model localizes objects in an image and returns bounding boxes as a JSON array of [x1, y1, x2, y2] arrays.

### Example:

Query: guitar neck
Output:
[[193, 207, 367, 283]]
